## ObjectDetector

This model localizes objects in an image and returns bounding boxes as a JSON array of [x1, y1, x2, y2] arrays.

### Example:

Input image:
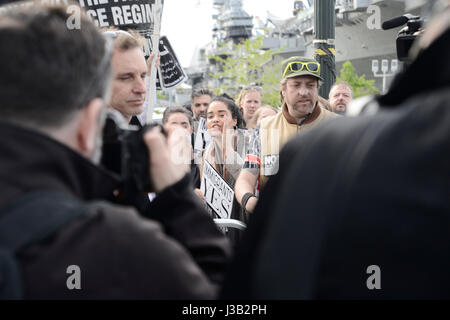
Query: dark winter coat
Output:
[[222, 87, 450, 299], [0, 122, 230, 299]]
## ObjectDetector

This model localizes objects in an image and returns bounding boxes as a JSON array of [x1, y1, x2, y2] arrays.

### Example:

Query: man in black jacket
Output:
[[222, 1, 450, 299], [0, 4, 230, 299]]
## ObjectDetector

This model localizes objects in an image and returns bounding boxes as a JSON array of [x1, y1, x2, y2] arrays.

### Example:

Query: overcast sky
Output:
[[160, 0, 294, 68]]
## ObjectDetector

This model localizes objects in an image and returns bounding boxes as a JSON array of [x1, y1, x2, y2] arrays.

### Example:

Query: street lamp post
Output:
[[372, 59, 399, 93], [314, 0, 336, 98]]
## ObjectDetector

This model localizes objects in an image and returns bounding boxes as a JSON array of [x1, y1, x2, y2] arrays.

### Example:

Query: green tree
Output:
[[156, 91, 167, 100], [208, 36, 283, 108], [337, 61, 379, 98]]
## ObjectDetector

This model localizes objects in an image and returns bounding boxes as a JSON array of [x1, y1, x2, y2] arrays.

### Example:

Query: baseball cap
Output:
[[281, 56, 323, 81]]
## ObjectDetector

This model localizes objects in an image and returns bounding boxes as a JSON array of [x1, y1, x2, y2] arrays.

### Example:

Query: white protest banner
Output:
[[200, 161, 234, 220], [146, 0, 162, 123], [194, 117, 211, 161], [0, 0, 34, 13]]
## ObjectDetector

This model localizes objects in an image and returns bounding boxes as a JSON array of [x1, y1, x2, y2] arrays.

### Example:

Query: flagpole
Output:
[[146, 0, 163, 124]]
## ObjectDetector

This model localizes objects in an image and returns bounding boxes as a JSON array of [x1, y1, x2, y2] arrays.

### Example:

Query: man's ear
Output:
[[77, 98, 103, 157]]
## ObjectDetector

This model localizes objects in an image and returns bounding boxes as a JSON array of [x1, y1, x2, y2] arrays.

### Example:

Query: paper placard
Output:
[[193, 117, 211, 160], [200, 160, 234, 219]]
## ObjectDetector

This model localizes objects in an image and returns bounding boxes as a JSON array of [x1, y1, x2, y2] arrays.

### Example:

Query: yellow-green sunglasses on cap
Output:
[[283, 61, 321, 79]]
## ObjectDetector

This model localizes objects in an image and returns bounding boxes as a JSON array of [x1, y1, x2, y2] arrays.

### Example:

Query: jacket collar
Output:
[[0, 122, 120, 202], [282, 102, 322, 125], [129, 116, 143, 128]]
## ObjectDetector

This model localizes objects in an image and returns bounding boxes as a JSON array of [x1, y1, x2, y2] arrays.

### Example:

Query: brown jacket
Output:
[[258, 103, 337, 187]]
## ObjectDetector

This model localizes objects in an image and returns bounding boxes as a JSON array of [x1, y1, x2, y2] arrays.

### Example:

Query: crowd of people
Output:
[[0, 0, 449, 300], [95, 25, 354, 226]]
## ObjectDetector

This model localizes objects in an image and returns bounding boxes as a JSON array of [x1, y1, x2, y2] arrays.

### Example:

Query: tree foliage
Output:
[[208, 36, 283, 108], [337, 61, 379, 98]]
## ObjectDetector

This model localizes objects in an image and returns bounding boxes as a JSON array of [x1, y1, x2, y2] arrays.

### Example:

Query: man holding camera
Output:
[[0, 4, 230, 299]]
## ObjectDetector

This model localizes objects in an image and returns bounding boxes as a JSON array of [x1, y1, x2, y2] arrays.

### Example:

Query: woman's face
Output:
[[206, 101, 237, 137], [241, 90, 262, 120]]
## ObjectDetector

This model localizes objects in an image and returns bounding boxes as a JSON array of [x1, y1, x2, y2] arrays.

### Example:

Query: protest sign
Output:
[[146, 0, 162, 123], [0, 0, 163, 39], [0, 0, 33, 13], [193, 117, 211, 162], [157, 36, 187, 89], [144, 36, 187, 90], [200, 161, 234, 220], [0, 0, 168, 124], [79, 0, 164, 39]]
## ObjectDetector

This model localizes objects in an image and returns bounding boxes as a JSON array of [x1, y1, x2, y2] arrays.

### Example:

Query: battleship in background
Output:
[[186, 0, 431, 96]]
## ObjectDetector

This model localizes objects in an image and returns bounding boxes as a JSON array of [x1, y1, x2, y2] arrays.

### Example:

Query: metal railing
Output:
[[214, 219, 247, 231]]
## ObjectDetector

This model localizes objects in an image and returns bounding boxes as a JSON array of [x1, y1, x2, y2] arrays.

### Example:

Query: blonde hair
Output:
[[248, 105, 278, 129], [102, 27, 145, 51], [236, 86, 262, 114]]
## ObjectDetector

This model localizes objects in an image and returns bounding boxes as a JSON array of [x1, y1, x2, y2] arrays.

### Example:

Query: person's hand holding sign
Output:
[[221, 116, 238, 165], [146, 52, 161, 75]]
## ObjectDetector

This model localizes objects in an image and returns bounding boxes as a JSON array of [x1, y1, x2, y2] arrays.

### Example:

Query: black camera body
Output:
[[382, 14, 424, 63], [396, 34, 417, 62], [100, 109, 163, 193], [396, 18, 424, 62]]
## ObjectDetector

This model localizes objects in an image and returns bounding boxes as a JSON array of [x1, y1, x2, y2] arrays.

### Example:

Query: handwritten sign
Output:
[[200, 161, 234, 219], [156, 36, 187, 89]]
